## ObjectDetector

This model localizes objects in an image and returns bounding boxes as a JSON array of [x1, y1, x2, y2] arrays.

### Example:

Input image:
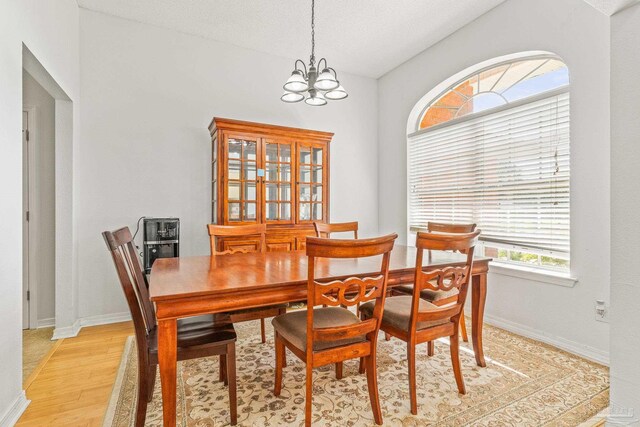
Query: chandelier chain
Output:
[[310, 0, 315, 66]]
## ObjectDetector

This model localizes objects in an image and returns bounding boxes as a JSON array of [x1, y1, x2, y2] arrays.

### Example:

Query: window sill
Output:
[[489, 261, 578, 288]]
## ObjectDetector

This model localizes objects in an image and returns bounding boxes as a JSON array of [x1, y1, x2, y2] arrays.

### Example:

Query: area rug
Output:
[[103, 319, 608, 426], [22, 326, 56, 384]]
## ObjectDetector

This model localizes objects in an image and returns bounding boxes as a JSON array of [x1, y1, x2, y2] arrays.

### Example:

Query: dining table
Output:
[[149, 245, 490, 427]]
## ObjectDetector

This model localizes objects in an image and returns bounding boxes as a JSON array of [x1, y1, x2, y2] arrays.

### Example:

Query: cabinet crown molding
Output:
[[209, 117, 334, 143]]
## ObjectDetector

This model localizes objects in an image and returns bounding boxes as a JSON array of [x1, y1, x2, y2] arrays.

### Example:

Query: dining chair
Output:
[[272, 233, 398, 427], [313, 221, 359, 238], [207, 224, 288, 343], [392, 222, 477, 354], [103, 227, 237, 426], [360, 230, 479, 415]]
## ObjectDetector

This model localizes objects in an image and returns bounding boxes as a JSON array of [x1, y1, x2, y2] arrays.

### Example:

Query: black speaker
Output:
[[142, 217, 179, 274]]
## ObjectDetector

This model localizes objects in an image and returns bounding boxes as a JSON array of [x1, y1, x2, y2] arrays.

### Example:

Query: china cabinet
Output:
[[209, 118, 332, 252]]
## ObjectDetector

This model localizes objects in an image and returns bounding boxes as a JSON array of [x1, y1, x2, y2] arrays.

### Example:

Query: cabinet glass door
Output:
[[263, 140, 293, 223], [298, 144, 325, 222], [226, 137, 259, 223]]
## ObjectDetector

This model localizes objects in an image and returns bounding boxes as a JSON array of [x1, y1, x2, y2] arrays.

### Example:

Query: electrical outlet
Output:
[[595, 300, 609, 323]]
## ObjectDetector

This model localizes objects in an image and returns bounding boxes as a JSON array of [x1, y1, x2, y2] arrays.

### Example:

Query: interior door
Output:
[[22, 110, 30, 329]]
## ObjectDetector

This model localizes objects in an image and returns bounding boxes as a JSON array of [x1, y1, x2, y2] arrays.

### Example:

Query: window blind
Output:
[[408, 92, 570, 254]]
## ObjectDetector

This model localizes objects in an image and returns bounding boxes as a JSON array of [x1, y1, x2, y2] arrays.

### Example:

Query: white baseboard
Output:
[[52, 319, 81, 340], [36, 318, 55, 329], [80, 312, 131, 328], [0, 391, 29, 427], [51, 312, 131, 340], [484, 313, 610, 365]]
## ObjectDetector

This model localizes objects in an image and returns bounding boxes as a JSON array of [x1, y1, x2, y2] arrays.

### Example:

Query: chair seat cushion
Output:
[[360, 296, 451, 332], [394, 283, 459, 302], [271, 307, 366, 352], [149, 314, 236, 360]]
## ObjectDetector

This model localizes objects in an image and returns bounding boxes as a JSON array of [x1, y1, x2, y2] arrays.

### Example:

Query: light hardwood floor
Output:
[[17, 321, 134, 427]]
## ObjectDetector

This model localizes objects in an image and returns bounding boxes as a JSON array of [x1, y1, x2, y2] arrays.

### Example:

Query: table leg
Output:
[[158, 318, 177, 427], [471, 273, 487, 367]]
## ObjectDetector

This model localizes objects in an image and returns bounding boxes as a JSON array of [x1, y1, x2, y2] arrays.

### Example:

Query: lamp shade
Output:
[[281, 91, 304, 103], [325, 84, 348, 100], [305, 91, 327, 106], [283, 70, 308, 92], [313, 68, 339, 91]]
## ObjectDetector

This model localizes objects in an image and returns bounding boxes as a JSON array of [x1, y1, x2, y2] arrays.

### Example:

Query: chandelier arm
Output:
[[327, 67, 339, 79], [294, 59, 308, 78], [317, 58, 328, 70]]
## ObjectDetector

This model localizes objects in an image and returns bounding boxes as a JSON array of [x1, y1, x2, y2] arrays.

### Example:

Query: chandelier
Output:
[[280, 0, 348, 106]]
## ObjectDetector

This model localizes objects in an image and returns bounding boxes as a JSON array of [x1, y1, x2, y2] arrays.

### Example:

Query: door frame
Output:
[[22, 106, 39, 329]]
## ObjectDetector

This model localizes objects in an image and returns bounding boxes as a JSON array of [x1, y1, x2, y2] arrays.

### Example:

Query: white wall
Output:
[[377, 0, 610, 362], [22, 71, 56, 326], [78, 10, 379, 319], [0, 0, 79, 424], [610, 2, 640, 421]]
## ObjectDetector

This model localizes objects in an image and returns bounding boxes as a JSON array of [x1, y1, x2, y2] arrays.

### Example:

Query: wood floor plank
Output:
[[17, 321, 134, 426]]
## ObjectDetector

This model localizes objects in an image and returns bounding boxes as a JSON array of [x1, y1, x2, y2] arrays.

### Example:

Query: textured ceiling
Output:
[[76, 0, 506, 78]]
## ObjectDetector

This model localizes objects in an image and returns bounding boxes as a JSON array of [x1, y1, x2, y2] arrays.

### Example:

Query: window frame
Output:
[[407, 54, 571, 274]]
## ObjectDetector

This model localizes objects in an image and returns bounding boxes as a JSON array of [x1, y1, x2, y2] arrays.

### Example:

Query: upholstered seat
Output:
[[394, 283, 459, 302], [272, 307, 366, 352], [360, 296, 452, 331]]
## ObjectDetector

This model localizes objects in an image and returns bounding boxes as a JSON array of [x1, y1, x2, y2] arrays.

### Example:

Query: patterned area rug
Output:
[[103, 320, 608, 426]]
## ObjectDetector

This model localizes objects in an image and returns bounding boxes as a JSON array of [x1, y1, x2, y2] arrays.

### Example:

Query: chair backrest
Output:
[[207, 224, 267, 255], [410, 230, 481, 331], [305, 233, 397, 350], [313, 221, 359, 239], [427, 222, 477, 254], [102, 227, 156, 364]]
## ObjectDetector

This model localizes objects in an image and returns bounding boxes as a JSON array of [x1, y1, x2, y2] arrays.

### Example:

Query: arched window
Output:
[[408, 53, 570, 271]]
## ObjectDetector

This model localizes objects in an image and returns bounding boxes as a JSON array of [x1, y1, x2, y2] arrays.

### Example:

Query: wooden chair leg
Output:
[[358, 357, 366, 374], [384, 333, 391, 341], [450, 331, 466, 395], [407, 342, 418, 415], [274, 334, 285, 396], [147, 364, 157, 402], [136, 361, 149, 427], [305, 364, 313, 427], [365, 351, 383, 425], [335, 361, 343, 379], [260, 318, 266, 344], [427, 341, 435, 356], [459, 311, 469, 342], [226, 343, 238, 426], [219, 354, 227, 385]]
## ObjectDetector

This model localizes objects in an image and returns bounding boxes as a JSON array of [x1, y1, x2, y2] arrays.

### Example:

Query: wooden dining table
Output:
[[149, 245, 490, 426]]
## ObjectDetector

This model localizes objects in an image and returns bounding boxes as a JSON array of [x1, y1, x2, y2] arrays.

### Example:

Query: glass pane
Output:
[[502, 64, 569, 102], [228, 160, 241, 180], [312, 185, 322, 202], [478, 64, 509, 92], [266, 163, 278, 181], [280, 164, 291, 182], [266, 202, 278, 221], [243, 141, 256, 160], [299, 203, 311, 221], [266, 183, 278, 201], [280, 203, 291, 220], [243, 202, 256, 220], [280, 184, 291, 201], [300, 166, 311, 183], [312, 204, 322, 220], [456, 92, 506, 117], [312, 166, 323, 184], [244, 182, 256, 201], [266, 144, 278, 162], [493, 59, 546, 93], [244, 162, 256, 180], [280, 145, 291, 162], [228, 182, 240, 200], [299, 146, 311, 164], [313, 148, 323, 165], [228, 140, 242, 159], [299, 184, 311, 202], [228, 202, 241, 221]]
